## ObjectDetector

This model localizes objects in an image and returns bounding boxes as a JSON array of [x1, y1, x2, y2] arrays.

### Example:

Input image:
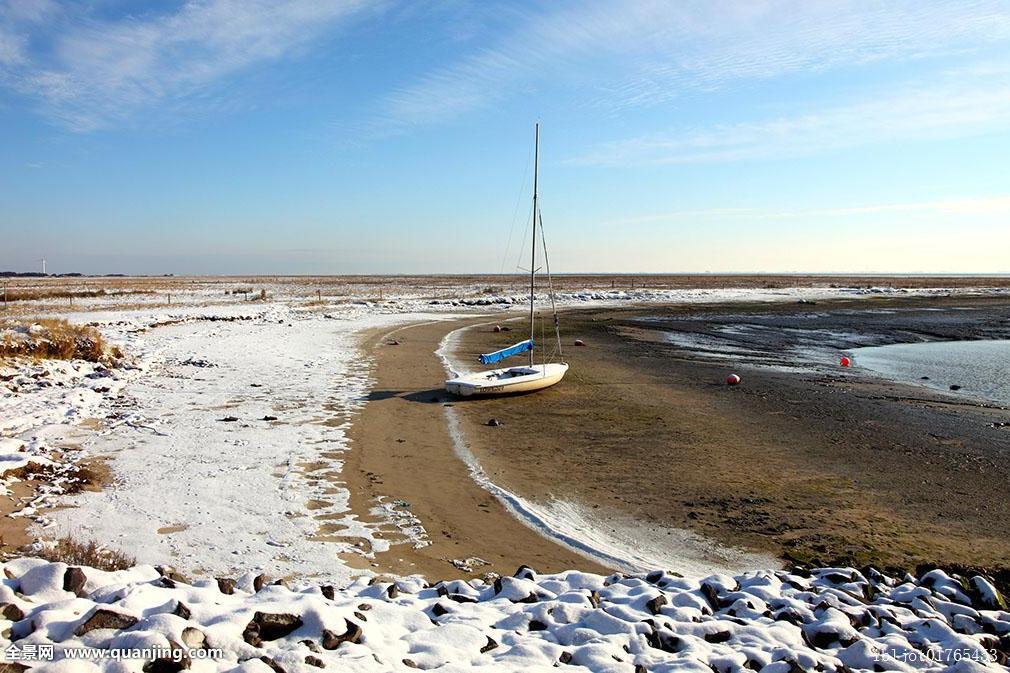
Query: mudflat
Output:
[[446, 295, 1010, 578]]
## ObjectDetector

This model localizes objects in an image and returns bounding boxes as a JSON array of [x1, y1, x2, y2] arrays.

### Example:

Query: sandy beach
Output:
[[339, 318, 611, 579]]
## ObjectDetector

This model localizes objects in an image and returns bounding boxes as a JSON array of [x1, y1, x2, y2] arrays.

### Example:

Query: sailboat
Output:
[[445, 124, 569, 397]]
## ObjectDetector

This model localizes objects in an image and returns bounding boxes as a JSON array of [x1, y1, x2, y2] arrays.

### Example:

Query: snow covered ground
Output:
[[4, 302, 469, 583], [1, 557, 1007, 672], [4, 281, 1010, 671], [3, 282, 1008, 578]]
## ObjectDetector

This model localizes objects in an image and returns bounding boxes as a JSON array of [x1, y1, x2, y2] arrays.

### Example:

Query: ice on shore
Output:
[[1, 558, 1006, 672]]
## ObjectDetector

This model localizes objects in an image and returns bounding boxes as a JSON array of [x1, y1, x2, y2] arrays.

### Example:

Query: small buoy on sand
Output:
[[840, 356, 851, 367], [493, 325, 502, 333], [726, 373, 741, 386], [574, 339, 586, 347]]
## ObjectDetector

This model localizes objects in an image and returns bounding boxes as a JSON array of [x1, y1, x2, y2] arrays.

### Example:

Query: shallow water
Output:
[[852, 339, 1010, 406]]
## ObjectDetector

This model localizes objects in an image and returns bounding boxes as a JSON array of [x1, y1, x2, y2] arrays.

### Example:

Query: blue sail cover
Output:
[[479, 339, 534, 365]]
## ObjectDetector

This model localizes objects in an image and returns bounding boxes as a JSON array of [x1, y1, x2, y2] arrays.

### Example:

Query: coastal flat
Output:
[[449, 295, 1010, 575]]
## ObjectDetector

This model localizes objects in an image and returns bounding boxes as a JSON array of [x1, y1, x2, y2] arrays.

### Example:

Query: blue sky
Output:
[[2, 0, 1009, 275]]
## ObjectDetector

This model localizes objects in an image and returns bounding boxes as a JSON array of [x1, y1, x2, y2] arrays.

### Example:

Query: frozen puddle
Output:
[[41, 306, 435, 583], [438, 326, 778, 578]]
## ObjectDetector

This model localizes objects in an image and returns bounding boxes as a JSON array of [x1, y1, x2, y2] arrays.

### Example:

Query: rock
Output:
[[950, 384, 962, 391], [261, 415, 278, 421], [486, 418, 503, 427], [402, 659, 418, 668], [513, 565, 537, 580], [320, 585, 335, 600], [143, 657, 189, 673], [704, 629, 731, 643], [181, 627, 205, 649], [559, 651, 573, 664], [219, 416, 239, 422], [253, 574, 269, 592], [646, 594, 668, 615], [492, 325, 502, 333], [480, 636, 498, 653], [63, 567, 88, 596], [173, 601, 192, 620], [305, 655, 325, 668], [645, 628, 681, 653], [431, 603, 451, 617], [217, 577, 236, 594], [574, 339, 586, 346], [155, 565, 188, 583], [258, 656, 286, 673], [321, 618, 362, 650], [243, 612, 303, 645], [75, 608, 138, 636], [969, 576, 1008, 610], [529, 619, 547, 631], [386, 583, 399, 599], [1, 603, 24, 622]]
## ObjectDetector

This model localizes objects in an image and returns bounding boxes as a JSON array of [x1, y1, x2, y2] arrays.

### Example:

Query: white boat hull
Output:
[[445, 362, 569, 397]]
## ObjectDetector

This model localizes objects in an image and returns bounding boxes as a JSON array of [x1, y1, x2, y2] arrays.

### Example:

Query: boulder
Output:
[[243, 612, 303, 645], [321, 618, 362, 650], [75, 608, 139, 636], [63, 567, 88, 597]]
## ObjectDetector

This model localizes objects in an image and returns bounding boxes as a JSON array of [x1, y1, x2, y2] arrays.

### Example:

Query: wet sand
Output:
[[339, 318, 610, 579]]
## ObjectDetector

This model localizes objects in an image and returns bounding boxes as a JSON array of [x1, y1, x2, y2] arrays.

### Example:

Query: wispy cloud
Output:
[[2, 0, 381, 131], [376, 0, 1010, 129], [570, 69, 1010, 166]]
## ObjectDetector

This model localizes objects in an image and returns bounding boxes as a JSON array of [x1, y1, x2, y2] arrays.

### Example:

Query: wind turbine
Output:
[[38, 258, 46, 275]]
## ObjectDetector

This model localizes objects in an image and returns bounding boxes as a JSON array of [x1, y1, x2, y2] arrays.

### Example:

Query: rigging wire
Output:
[[499, 143, 534, 286], [537, 205, 563, 361]]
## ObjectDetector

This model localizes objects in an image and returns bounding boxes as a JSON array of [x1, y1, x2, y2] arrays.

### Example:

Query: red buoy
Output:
[[840, 356, 851, 367], [726, 373, 741, 385]]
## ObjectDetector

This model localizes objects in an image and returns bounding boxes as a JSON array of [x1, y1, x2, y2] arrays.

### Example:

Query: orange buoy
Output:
[[726, 373, 741, 385], [840, 356, 851, 367]]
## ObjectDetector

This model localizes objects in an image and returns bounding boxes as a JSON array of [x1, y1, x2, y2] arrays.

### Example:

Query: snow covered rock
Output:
[[1, 559, 1008, 672]]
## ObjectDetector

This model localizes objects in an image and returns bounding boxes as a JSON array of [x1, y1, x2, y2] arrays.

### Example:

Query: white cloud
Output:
[[4, 0, 381, 130], [376, 0, 1010, 128], [570, 71, 1010, 166]]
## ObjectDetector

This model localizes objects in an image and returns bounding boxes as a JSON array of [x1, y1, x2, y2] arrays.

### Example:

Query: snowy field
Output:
[[3, 279, 1010, 671]]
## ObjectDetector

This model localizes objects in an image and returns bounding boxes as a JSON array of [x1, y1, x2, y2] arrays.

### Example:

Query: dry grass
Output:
[[0, 287, 153, 303], [34, 536, 135, 571], [0, 318, 121, 362]]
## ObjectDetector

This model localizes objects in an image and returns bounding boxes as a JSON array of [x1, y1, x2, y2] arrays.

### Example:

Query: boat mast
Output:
[[529, 123, 538, 368]]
